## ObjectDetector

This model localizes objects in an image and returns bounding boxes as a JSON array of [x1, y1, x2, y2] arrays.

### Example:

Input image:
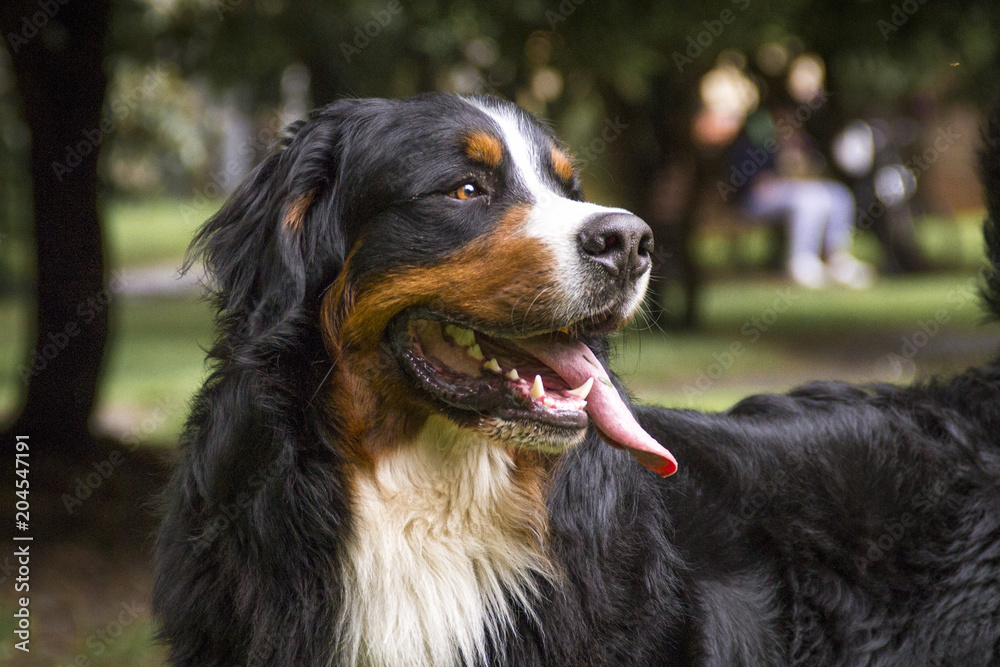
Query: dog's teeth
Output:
[[530, 375, 545, 399], [467, 344, 485, 361], [566, 377, 594, 399], [505, 369, 520, 381], [543, 396, 556, 408], [483, 358, 501, 373]]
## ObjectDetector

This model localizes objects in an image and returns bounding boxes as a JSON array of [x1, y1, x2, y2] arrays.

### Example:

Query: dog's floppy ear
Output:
[[187, 109, 350, 335], [156, 105, 370, 665], [178, 105, 363, 504]]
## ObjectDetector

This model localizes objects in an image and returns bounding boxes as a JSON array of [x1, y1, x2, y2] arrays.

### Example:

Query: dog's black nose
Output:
[[578, 212, 653, 279]]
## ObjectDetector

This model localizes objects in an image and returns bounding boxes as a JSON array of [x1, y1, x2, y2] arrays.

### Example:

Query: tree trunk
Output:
[[1, 0, 111, 458], [600, 77, 703, 329]]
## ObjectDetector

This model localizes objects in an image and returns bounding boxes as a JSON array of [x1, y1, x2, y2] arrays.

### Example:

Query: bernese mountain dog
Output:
[[153, 93, 1000, 666]]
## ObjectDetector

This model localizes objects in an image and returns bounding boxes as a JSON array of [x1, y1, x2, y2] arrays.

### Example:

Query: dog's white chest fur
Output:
[[338, 417, 549, 667]]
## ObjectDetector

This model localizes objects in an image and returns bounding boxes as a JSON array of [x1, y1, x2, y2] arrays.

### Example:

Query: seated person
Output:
[[729, 108, 874, 288]]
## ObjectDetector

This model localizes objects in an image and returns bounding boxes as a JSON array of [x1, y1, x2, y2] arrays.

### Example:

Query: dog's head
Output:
[[196, 93, 675, 475]]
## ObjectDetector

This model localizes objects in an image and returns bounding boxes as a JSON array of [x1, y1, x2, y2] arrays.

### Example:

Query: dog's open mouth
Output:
[[390, 312, 677, 476]]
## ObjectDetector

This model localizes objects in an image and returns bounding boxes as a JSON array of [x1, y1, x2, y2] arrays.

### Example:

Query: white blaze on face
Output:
[[467, 99, 649, 318]]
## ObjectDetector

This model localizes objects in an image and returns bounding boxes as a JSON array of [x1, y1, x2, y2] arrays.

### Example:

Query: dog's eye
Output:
[[450, 182, 484, 200]]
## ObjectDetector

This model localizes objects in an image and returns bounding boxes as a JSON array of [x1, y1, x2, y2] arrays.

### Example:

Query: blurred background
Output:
[[1, 0, 999, 663]]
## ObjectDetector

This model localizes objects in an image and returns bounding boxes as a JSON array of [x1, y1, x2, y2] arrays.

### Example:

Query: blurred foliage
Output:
[[115, 0, 1000, 104], [1, 0, 999, 255], [120, 0, 1000, 113], [97, 0, 1000, 192]]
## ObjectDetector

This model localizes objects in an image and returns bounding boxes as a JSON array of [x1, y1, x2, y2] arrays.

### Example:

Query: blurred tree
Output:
[[3, 0, 1000, 461], [1, 0, 111, 458], [144, 0, 997, 326]]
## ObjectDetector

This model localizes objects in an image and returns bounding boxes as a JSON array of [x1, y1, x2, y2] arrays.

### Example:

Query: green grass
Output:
[[0, 603, 167, 666], [0, 201, 997, 666], [5, 271, 992, 441], [1, 198, 223, 278], [694, 211, 987, 273], [0, 300, 30, 416], [615, 271, 998, 411], [104, 197, 223, 268], [697, 272, 986, 334], [0, 295, 214, 445], [96, 295, 215, 442], [1, 203, 996, 442]]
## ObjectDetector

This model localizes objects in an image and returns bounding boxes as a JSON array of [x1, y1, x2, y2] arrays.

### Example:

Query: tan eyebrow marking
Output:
[[550, 147, 574, 183], [463, 131, 505, 168]]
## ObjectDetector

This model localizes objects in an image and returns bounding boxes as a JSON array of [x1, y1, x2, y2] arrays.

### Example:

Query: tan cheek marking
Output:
[[550, 148, 574, 184], [282, 193, 314, 232], [464, 131, 504, 168], [336, 204, 565, 351], [319, 257, 430, 470], [317, 211, 569, 474]]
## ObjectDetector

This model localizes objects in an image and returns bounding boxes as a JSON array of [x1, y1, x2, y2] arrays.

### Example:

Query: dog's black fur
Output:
[[154, 95, 1000, 665]]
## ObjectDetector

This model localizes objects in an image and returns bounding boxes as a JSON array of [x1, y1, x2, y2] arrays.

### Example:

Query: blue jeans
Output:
[[745, 179, 856, 259]]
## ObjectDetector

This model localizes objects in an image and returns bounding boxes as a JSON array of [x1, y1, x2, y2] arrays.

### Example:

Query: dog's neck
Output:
[[338, 416, 553, 667]]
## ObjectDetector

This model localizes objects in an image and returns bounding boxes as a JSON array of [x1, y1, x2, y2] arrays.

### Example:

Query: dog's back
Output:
[[631, 106, 1000, 664], [153, 95, 1000, 666]]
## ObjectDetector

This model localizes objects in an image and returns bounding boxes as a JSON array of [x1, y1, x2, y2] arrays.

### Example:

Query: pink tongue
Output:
[[516, 336, 677, 477]]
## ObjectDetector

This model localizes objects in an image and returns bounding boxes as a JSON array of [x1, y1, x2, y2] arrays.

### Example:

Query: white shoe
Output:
[[788, 254, 828, 289], [827, 252, 875, 289]]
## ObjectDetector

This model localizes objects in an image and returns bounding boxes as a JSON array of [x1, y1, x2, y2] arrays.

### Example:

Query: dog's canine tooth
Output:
[[566, 377, 594, 399], [506, 369, 520, 381], [530, 375, 545, 399], [467, 344, 485, 361], [484, 358, 501, 373]]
